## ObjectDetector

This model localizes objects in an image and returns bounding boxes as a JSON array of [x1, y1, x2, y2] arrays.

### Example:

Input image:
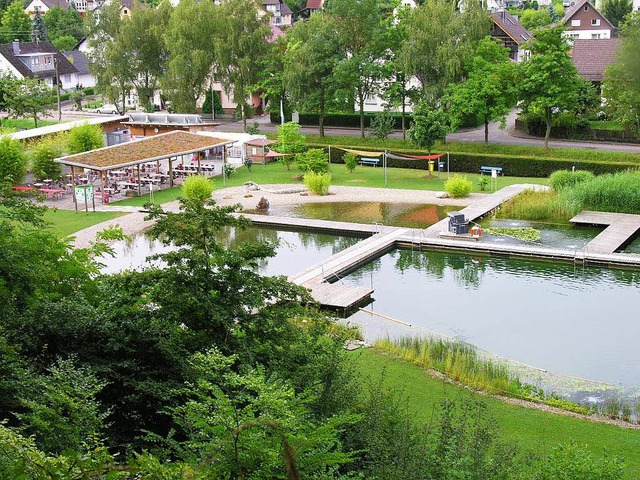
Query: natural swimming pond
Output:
[[341, 248, 640, 389], [100, 206, 640, 391]]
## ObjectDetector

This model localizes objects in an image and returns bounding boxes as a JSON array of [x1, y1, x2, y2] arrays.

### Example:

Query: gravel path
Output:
[[71, 184, 479, 248]]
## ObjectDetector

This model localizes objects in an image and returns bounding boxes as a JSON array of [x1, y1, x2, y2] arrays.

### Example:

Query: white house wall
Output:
[[0, 55, 24, 79], [563, 28, 611, 40]]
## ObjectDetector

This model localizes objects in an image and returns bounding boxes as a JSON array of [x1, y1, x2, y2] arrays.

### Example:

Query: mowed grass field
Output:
[[43, 209, 126, 238], [354, 348, 640, 477]]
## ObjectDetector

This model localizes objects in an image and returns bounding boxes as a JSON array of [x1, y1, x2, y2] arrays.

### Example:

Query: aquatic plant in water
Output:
[[485, 226, 541, 242]]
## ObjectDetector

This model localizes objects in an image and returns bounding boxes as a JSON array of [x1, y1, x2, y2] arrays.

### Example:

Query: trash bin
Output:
[[429, 160, 435, 173], [103, 193, 109, 204]]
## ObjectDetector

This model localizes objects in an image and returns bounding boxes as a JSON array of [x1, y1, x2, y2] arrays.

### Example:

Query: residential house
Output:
[[64, 50, 95, 88], [490, 10, 533, 62], [303, 0, 323, 16], [562, 0, 613, 40], [570, 38, 620, 87], [0, 40, 79, 90], [262, 0, 293, 28], [25, 0, 102, 16], [25, 0, 69, 16]]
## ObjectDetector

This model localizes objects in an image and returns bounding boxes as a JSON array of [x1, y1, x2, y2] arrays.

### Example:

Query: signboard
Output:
[[75, 184, 94, 201], [74, 184, 95, 212], [491, 169, 498, 179]]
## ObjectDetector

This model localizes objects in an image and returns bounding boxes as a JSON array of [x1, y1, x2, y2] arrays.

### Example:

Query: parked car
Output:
[[96, 104, 121, 114]]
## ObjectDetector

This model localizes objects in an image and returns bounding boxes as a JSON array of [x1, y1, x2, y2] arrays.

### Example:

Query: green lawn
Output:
[[0, 118, 58, 133], [354, 348, 640, 477], [43, 209, 126, 238], [111, 163, 548, 207]]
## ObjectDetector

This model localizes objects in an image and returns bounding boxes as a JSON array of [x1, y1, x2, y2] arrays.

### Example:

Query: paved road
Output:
[[217, 109, 640, 154]]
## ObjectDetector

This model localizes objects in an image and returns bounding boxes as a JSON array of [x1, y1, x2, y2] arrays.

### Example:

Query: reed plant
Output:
[[561, 170, 640, 214], [304, 172, 331, 195], [495, 189, 573, 223], [375, 337, 518, 395], [549, 170, 594, 192]]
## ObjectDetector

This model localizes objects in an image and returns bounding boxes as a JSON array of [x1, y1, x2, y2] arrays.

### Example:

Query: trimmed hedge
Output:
[[515, 118, 640, 144], [312, 143, 638, 178]]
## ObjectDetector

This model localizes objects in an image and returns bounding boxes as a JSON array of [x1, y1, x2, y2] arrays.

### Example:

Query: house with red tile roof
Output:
[[570, 38, 620, 85]]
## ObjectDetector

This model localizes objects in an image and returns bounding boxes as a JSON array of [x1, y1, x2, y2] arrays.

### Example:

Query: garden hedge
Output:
[[310, 143, 638, 178]]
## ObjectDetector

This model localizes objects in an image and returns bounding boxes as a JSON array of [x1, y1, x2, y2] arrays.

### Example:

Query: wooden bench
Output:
[[480, 166, 503, 176], [359, 157, 380, 167]]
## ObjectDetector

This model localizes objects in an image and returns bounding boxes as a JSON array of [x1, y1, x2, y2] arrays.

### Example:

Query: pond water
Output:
[[100, 226, 361, 276], [341, 248, 640, 389], [245, 201, 459, 228], [479, 219, 602, 250]]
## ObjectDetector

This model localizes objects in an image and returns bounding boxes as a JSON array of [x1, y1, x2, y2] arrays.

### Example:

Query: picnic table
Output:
[[39, 188, 64, 200], [12, 185, 34, 192]]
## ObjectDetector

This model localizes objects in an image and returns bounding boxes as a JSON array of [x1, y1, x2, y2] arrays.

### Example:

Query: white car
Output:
[[96, 104, 121, 114]]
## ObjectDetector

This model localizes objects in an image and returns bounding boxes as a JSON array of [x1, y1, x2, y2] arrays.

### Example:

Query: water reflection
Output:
[[245, 201, 458, 228], [100, 226, 361, 278]]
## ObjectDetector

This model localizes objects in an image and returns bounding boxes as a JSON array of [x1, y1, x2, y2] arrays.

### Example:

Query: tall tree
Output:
[[328, 0, 390, 138], [400, 0, 490, 104], [0, 0, 32, 43], [118, 2, 171, 108], [518, 26, 583, 149], [44, 5, 85, 42], [215, 0, 271, 127], [162, 0, 218, 113], [447, 37, 518, 144], [87, 1, 133, 114], [31, 7, 47, 43], [283, 12, 344, 137], [601, 0, 632, 29], [4, 77, 52, 128], [602, 12, 640, 134]]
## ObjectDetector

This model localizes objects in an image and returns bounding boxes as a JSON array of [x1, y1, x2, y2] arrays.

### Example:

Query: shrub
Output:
[[304, 172, 331, 195], [445, 175, 472, 198], [297, 148, 329, 174], [32, 137, 64, 180], [343, 152, 358, 173], [222, 164, 236, 178], [478, 176, 489, 191], [368, 110, 395, 139], [275, 122, 305, 170], [67, 123, 104, 154], [0, 137, 26, 185], [182, 175, 213, 203], [243, 157, 253, 172], [549, 169, 594, 191]]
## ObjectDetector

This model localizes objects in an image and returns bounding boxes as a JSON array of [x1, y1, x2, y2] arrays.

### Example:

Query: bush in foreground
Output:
[[445, 174, 472, 198], [182, 175, 214, 203], [304, 172, 331, 195]]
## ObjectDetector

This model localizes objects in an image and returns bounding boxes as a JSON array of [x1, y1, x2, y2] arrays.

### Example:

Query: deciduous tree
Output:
[[162, 0, 218, 113], [329, 0, 391, 138], [4, 77, 51, 128], [408, 102, 449, 154], [601, 0, 632, 28], [447, 37, 518, 144], [0, 1, 31, 43], [283, 13, 344, 137], [0, 136, 26, 184], [518, 26, 583, 149], [602, 12, 640, 133], [215, 0, 270, 127], [400, 0, 489, 103]]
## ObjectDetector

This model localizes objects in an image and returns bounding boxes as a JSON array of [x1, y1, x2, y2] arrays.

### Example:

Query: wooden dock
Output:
[[571, 211, 640, 254], [289, 227, 409, 309], [423, 184, 541, 239], [236, 187, 640, 308]]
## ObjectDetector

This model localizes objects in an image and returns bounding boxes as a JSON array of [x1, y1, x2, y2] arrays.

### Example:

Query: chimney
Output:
[[12, 40, 19, 55]]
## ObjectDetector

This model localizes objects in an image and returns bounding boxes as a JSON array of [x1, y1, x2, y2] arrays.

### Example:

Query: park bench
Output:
[[480, 166, 503, 176], [359, 157, 380, 167]]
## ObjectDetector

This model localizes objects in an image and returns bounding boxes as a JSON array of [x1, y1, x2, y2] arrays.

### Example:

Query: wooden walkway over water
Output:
[[239, 187, 640, 309], [571, 211, 640, 254]]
